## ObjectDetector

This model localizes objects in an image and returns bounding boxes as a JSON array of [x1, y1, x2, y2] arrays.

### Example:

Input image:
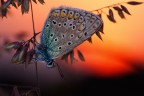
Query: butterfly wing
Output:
[[41, 6, 103, 59]]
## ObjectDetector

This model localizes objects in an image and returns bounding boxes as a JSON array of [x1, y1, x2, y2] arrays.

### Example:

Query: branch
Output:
[[91, 1, 144, 23], [91, 1, 144, 12], [30, 1, 40, 93]]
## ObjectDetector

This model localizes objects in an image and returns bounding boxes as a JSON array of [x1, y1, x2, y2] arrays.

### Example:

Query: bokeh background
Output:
[[0, 0, 144, 95]]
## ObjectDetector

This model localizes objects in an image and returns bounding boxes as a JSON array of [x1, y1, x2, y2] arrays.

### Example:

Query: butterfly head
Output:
[[35, 44, 54, 68]]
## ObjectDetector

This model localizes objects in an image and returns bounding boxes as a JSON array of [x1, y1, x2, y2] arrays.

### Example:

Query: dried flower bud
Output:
[[11, 46, 23, 64], [2, 0, 11, 9], [18, 43, 29, 63], [11, 43, 29, 64], [5, 42, 22, 50], [25, 48, 35, 64]]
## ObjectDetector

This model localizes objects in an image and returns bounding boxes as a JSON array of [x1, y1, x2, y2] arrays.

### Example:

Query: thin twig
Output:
[[91, 2, 127, 12], [30, 1, 40, 96], [30, 0, 36, 35]]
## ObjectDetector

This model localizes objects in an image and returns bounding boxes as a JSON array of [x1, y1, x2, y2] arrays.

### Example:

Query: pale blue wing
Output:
[[40, 6, 103, 59]]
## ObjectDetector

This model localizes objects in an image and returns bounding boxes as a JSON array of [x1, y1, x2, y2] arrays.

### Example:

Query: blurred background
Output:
[[0, 0, 144, 95]]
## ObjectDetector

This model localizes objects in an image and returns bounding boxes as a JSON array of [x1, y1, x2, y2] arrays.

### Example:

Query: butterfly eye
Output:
[[46, 60, 54, 68], [52, 20, 57, 25]]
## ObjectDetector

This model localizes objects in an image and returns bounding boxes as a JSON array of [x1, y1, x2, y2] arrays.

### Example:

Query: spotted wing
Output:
[[41, 6, 103, 59]]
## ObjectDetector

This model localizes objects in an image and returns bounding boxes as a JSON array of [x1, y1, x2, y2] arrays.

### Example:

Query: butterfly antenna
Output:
[[54, 61, 64, 78]]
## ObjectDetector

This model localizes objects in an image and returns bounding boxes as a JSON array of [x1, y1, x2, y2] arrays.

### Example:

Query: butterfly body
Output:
[[36, 6, 103, 67]]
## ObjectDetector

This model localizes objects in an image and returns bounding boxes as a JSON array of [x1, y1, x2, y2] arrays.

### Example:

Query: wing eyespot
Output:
[[74, 13, 80, 19], [58, 46, 62, 50], [69, 23, 73, 27], [50, 33, 54, 37], [61, 34, 66, 38], [78, 16, 84, 23], [46, 24, 50, 27], [63, 22, 67, 27], [52, 20, 57, 25], [72, 25, 76, 30], [54, 37, 58, 42], [67, 41, 72, 46], [68, 11, 74, 19], [58, 23, 62, 27], [84, 32, 87, 36], [60, 9, 67, 18], [70, 34, 74, 38]]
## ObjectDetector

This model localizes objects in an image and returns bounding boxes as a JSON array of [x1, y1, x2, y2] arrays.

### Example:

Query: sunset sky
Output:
[[0, 0, 144, 78]]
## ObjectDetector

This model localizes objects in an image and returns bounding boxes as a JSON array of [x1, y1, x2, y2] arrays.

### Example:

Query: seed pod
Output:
[[17, 43, 29, 63], [11, 46, 23, 64], [11, 43, 29, 64], [25, 48, 35, 64], [5, 42, 22, 50]]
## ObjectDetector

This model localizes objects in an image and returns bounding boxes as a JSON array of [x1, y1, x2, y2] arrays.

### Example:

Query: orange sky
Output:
[[0, 0, 144, 78]]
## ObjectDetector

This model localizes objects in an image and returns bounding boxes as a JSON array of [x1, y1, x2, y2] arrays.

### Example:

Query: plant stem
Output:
[[30, 1, 40, 95], [30, 0, 36, 35], [91, 2, 126, 12]]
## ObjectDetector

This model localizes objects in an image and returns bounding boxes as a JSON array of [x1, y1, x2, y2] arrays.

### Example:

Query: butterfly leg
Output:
[[54, 61, 64, 78]]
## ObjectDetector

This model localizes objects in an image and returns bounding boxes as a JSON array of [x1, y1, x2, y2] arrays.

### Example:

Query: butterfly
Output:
[[35, 6, 103, 68]]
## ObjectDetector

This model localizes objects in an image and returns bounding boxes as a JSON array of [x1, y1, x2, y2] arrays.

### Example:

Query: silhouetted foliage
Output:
[[5, 32, 40, 65], [87, 37, 92, 43], [107, 9, 116, 23], [77, 50, 85, 61], [127, 1, 143, 5], [0, 0, 45, 17], [0, 84, 40, 96], [120, 5, 131, 15], [91, 1, 143, 24]]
